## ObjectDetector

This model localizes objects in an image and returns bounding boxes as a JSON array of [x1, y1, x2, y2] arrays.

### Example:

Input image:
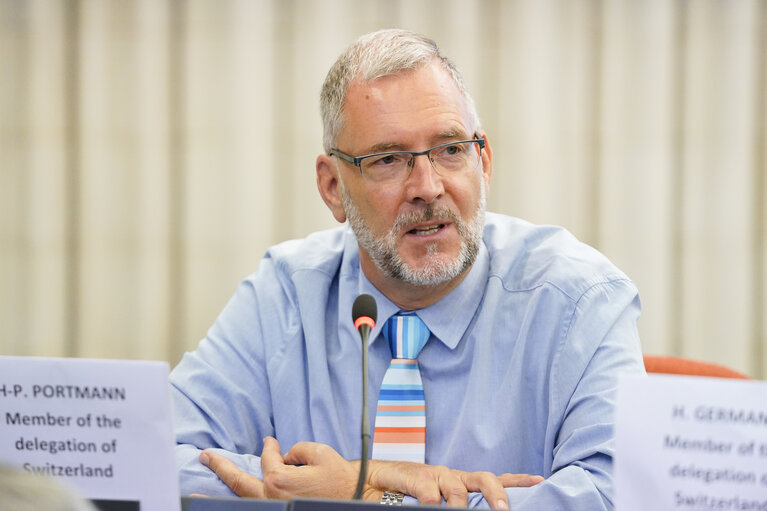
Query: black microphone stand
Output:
[[353, 322, 370, 500], [351, 294, 376, 501]]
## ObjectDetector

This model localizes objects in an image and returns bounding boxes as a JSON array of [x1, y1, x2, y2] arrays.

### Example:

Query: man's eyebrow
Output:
[[436, 128, 468, 140], [361, 128, 471, 154], [365, 142, 406, 154]]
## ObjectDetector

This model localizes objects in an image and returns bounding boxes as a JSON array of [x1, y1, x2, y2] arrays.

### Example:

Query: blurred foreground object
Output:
[[0, 464, 96, 511]]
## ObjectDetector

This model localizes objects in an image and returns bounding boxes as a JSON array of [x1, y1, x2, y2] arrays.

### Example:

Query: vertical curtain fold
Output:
[[0, 0, 764, 378]]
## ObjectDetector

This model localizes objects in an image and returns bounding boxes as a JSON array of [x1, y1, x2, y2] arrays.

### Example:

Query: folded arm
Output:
[[199, 437, 542, 508]]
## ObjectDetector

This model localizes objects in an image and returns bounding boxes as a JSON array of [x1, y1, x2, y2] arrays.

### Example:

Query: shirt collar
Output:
[[353, 234, 490, 351]]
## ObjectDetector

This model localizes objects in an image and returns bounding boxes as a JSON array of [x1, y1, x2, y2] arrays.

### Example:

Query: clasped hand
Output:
[[198, 437, 543, 509]]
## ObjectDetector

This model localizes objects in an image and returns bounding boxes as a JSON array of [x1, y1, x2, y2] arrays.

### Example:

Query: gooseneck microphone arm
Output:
[[351, 294, 377, 500]]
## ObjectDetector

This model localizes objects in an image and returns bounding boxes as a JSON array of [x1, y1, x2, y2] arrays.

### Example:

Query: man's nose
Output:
[[404, 153, 444, 204]]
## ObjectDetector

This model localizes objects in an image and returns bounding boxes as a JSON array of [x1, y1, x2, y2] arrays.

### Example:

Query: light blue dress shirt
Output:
[[170, 212, 645, 509]]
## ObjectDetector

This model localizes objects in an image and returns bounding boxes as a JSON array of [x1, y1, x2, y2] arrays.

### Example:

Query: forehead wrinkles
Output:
[[340, 65, 473, 149]]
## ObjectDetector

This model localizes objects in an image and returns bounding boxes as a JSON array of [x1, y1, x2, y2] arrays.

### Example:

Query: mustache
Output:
[[392, 205, 462, 234]]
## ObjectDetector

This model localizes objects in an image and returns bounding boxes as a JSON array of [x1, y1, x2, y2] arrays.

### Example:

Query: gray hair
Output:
[[320, 29, 481, 153]]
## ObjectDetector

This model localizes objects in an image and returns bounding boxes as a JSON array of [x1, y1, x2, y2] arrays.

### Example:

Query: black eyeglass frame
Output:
[[329, 137, 485, 173]]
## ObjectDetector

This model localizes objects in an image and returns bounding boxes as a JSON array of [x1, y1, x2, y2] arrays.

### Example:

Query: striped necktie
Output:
[[372, 314, 431, 463]]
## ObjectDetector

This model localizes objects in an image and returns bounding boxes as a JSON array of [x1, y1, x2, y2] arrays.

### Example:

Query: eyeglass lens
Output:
[[361, 141, 480, 183]]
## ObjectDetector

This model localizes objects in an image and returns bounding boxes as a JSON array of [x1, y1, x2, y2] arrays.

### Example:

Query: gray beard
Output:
[[341, 183, 486, 287]]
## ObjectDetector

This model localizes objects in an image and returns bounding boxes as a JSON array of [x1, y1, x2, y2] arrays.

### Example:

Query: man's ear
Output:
[[479, 131, 493, 193], [316, 154, 347, 223]]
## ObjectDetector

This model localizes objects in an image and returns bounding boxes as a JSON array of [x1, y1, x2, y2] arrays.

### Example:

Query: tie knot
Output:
[[382, 314, 430, 359]]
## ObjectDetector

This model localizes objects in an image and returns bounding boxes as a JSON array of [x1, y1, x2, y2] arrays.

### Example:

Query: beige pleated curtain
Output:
[[1, 0, 765, 378]]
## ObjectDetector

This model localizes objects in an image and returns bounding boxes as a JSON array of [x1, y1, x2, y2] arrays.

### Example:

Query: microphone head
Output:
[[352, 294, 377, 329]]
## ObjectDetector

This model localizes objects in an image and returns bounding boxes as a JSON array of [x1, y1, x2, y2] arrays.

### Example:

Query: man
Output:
[[170, 29, 645, 510]]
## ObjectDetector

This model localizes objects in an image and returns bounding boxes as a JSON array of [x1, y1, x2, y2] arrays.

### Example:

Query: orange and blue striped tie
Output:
[[372, 314, 431, 462]]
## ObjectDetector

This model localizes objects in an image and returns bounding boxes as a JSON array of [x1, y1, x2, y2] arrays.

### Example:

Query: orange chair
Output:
[[643, 354, 751, 379]]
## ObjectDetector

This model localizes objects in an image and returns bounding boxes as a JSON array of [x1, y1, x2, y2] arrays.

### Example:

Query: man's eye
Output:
[[380, 155, 397, 165], [371, 154, 406, 166], [444, 144, 462, 155]]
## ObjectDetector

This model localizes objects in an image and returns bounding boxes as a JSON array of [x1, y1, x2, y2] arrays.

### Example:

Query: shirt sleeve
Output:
[[469, 277, 645, 509], [170, 276, 275, 496]]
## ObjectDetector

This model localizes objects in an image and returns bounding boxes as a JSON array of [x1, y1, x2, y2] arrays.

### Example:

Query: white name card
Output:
[[0, 356, 180, 511], [616, 374, 767, 510]]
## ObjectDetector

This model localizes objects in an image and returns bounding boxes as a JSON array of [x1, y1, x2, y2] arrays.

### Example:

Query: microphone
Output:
[[351, 294, 377, 500]]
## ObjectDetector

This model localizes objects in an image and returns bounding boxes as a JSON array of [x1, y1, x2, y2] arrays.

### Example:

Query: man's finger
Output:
[[433, 466, 469, 507], [200, 450, 265, 498], [459, 471, 508, 510], [498, 473, 544, 487], [282, 441, 327, 467], [259, 436, 286, 472], [406, 465, 444, 507]]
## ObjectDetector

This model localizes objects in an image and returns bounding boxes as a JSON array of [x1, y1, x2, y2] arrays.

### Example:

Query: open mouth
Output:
[[408, 224, 445, 236]]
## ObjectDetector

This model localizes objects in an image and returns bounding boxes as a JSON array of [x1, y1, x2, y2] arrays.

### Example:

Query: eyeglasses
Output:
[[329, 137, 485, 184]]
